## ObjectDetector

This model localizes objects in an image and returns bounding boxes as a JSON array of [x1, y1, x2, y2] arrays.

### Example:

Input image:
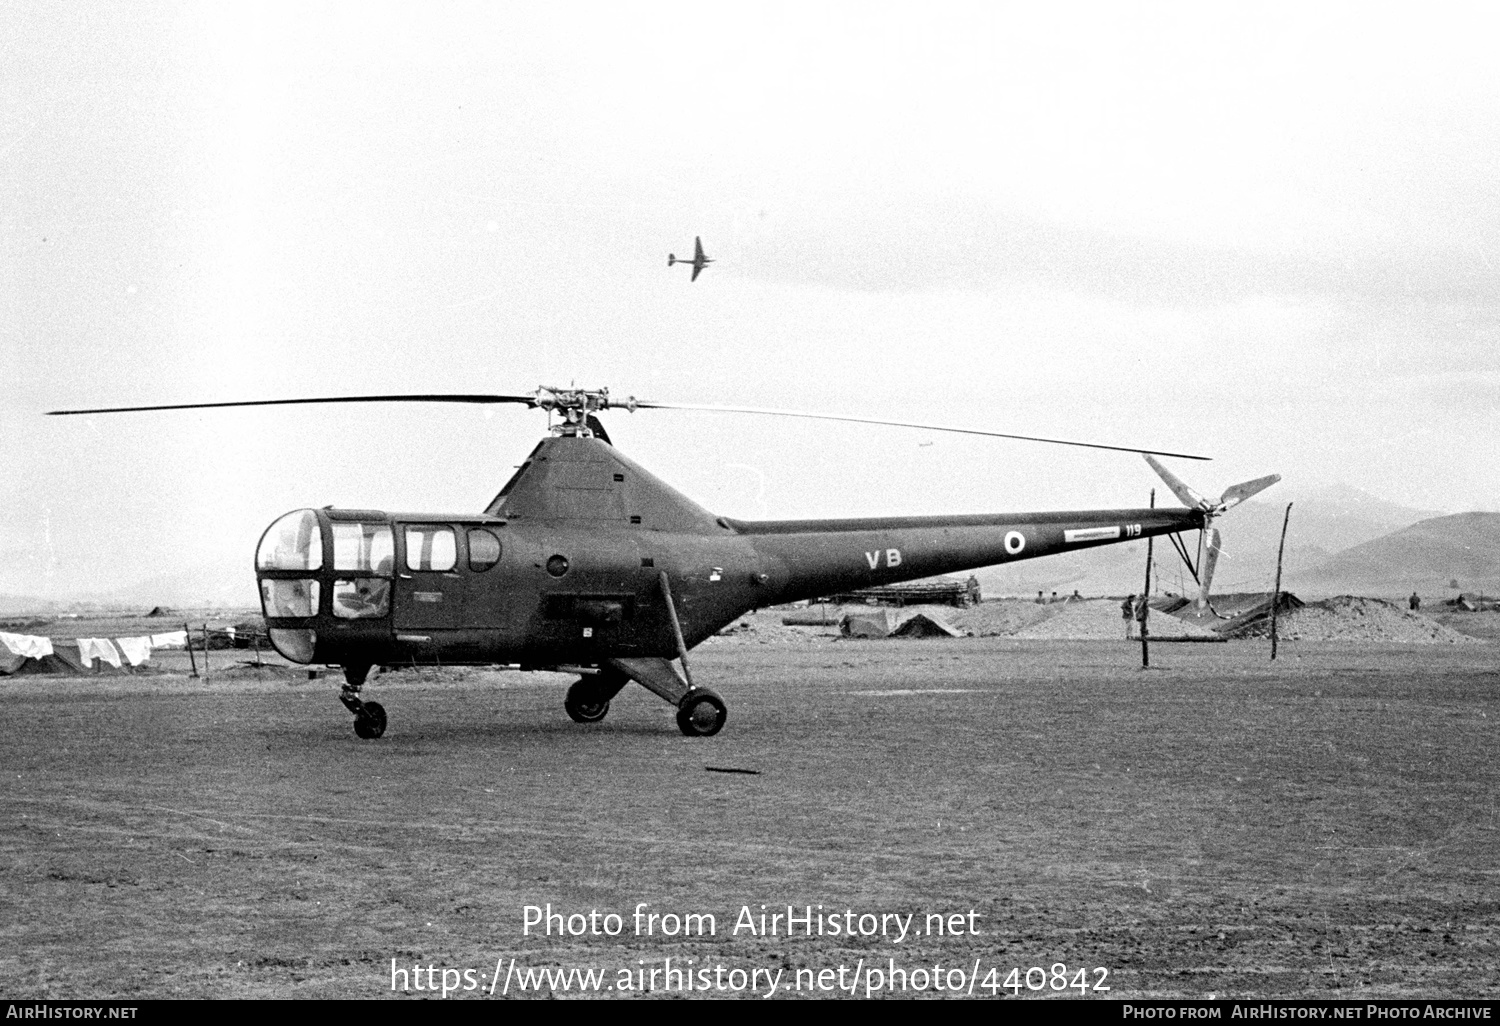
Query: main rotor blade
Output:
[[46, 394, 539, 416], [629, 401, 1210, 461]]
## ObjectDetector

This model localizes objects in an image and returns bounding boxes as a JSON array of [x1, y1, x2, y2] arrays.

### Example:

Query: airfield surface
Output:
[[2, 631, 1498, 999]]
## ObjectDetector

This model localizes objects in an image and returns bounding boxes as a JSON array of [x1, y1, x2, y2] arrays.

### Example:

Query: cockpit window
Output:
[[332, 522, 394, 574], [261, 578, 320, 618], [405, 526, 456, 572], [257, 510, 323, 571]]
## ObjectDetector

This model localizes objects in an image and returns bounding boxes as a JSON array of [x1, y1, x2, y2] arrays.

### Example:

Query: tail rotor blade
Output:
[[1197, 527, 1222, 609], [1219, 473, 1282, 510], [1144, 454, 1209, 509]]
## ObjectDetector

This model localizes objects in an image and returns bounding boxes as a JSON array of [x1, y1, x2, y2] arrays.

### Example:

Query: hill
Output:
[[1288, 512, 1500, 599]]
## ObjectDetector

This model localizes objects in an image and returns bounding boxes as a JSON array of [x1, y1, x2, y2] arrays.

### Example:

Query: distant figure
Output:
[[1071, 589, 1082, 602], [1123, 594, 1137, 638], [1409, 592, 1421, 611], [1050, 591, 1059, 604], [966, 575, 981, 606], [1036, 591, 1045, 605]]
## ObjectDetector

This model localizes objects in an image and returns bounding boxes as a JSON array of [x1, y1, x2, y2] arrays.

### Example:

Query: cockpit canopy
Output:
[[256, 509, 322, 571], [257, 509, 399, 663]]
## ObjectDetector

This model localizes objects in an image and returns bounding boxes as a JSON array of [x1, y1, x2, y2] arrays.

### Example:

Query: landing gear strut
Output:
[[339, 664, 386, 739]]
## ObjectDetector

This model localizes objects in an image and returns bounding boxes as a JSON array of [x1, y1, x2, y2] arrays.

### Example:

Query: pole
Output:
[[202, 623, 210, 681], [184, 621, 198, 678], [1270, 502, 1293, 660], [1141, 488, 1154, 669]]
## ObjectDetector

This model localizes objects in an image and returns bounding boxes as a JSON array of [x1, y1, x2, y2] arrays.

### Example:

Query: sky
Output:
[[3, 2, 1499, 601]]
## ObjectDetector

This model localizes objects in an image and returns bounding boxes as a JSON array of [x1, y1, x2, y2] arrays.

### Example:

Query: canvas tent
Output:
[[890, 611, 964, 638]]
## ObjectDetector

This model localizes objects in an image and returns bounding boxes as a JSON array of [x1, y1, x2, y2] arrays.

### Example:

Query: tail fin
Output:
[[668, 254, 677, 266]]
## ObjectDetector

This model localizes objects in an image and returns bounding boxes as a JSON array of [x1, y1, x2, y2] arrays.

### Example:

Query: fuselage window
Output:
[[332, 578, 391, 619], [333, 522, 394, 575], [468, 529, 502, 572], [405, 526, 457, 572]]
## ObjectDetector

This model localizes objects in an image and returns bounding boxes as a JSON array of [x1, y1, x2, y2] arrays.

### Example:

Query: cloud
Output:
[[728, 192, 1500, 310]]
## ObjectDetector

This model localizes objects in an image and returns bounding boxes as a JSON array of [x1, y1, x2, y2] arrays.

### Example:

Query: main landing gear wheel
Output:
[[676, 689, 727, 737], [353, 701, 387, 739], [564, 678, 611, 724]]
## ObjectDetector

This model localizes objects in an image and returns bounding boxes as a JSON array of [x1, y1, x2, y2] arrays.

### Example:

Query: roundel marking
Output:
[[1003, 531, 1026, 555]]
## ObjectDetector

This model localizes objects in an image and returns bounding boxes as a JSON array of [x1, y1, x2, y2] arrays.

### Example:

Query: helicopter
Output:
[[48, 386, 1278, 740]]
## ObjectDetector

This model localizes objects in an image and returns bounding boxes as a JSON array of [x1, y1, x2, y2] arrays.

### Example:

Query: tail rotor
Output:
[[1145, 456, 1279, 609]]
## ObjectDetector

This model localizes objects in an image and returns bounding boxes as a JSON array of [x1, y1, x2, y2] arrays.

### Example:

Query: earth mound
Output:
[[1246, 595, 1481, 644]]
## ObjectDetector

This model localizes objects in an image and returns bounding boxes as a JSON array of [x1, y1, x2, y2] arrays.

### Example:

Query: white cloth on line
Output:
[[0, 632, 54, 659], [115, 636, 153, 666], [149, 631, 188, 649], [76, 637, 123, 669]]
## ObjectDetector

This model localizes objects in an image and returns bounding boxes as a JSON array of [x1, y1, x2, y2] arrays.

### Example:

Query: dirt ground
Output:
[[2, 637, 1498, 999]]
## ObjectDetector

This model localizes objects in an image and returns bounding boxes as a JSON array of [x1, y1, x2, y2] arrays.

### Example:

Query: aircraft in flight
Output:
[[668, 237, 713, 282]]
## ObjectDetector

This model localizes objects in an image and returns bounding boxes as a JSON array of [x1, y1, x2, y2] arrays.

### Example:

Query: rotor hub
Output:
[[535, 386, 638, 437]]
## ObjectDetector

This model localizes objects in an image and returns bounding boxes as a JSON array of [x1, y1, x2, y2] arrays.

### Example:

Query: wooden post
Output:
[[184, 621, 198, 678], [201, 623, 210, 681], [1270, 502, 1293, 660], [1141, 488, 1154, 668]]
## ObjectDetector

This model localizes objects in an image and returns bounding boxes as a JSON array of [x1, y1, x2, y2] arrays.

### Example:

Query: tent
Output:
[[1217, 592, 1305, 639], [890, 611, 964, 638]]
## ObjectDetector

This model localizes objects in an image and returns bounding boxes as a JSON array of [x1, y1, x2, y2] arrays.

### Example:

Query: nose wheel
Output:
[[353, 701, 387, 739], [676, 689, 727, 737]]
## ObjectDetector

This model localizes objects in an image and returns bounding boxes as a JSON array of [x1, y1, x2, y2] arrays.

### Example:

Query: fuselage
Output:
[[256, 434, 1202, 667]]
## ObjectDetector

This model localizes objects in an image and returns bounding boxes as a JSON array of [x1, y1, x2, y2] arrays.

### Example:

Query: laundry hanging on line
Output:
[[114, 636, 153, 666], [75, 638, 123, 669], [0, 632, 54, 660]]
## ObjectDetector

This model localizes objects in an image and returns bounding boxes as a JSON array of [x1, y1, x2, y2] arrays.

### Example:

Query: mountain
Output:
[[1278, 483, 1441, 553], [104, 561, 261, 610], [1288, 512, 1500, 598]]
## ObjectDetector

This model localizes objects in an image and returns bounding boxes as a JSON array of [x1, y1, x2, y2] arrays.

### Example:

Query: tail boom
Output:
[[727, 507, 1203, 606]]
